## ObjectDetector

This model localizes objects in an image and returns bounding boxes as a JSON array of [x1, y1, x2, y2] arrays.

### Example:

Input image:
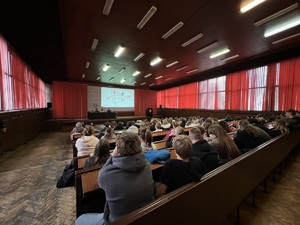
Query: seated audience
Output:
[[139, 128, 153, 152], [114, 121, 124, 130], [101, 127, 116, 139], [233, 120, 272, 152], [155, 135, 206, 198], [161, 118, 171, 130], [285, 108, 300, 130], [166, 126, 185, 148], [153, 122, 163, 132], [189, 127, 219, 172], [207, 124, 241, 164], [126, 122, 139, 134], [70, 122, 84, 140], [75, 125, 99, 156], [83, 139, 110, 169], [219, 120, 235, 133], [75, 133, 154, 225], [247, 118, 276, 138], [272, 118, 289, 136]]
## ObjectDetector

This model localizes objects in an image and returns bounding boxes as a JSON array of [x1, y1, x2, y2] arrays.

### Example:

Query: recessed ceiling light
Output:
[[155, 76, 163, 80], [186, 68, 198, 74], [141, 82, 146, 85], [137, 6, 157, 29], [162, 22, 184, 39], [96, 76, 101, 80], [240, 0, 266, 13], [210, 48, 230, 59], [182, 33, 203, 47], [176, 65, 188, 71], [133, 71, 140, 76], [134, 52, 145, 61], [85, 61, 90, 68], [166, 61, 179, 67], [149, 83, 155, 86], [103, 0, 115, 15], [103, 64, 110, 71], [144, 73, 152, 78], [197, 42, 219, 54], [119, 67, 125, 73], [82, 74, 85, 78], [254, 3, 299, 26], [272, 33, 300, 44], [165, 77, 173, 81], [91, 39, 98, 51], [114, 46, 125, 57], [264, 17, 300, 37], [220, 54, 240, 62], [150, 56, 162, 66], [120, 78, 126, 83], [132, 81, 136, 84]]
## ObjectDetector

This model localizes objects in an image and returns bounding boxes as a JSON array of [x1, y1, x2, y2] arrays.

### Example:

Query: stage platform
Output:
[[42, 115, 153, 132]]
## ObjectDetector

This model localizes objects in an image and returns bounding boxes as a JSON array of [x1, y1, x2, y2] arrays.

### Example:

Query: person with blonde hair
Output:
[[233, 120, 271, 152], [70, 122, 84, 140], [75, 132, 154, 225], [75, 125, 99, 156], [208, 124, 241, 164], [155, 135, 205, 198]]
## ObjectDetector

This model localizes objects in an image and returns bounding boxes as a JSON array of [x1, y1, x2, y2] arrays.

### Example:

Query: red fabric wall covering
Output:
[[134, 89, 157, 116]]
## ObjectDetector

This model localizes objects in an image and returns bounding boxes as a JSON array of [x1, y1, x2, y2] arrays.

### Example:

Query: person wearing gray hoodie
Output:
[[75, 132, 154, 225]]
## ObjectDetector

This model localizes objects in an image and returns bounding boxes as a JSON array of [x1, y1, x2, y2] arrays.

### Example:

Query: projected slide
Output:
[[101, 87, 134, 108]]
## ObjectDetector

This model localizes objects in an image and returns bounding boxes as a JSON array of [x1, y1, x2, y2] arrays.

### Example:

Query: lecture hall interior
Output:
[[0, 0, 300, 224]]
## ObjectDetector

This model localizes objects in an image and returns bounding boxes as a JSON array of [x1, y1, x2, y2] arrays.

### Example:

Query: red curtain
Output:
[[164, 87, 178, 108], [278, 57, 300, 111], [0, 34, 9, 110], [265, 63, 277, 111], [52, 81, 87, 118], [178, 82, 198, 108], [157, 90, 165, 108], [134, 89, 157, 116]]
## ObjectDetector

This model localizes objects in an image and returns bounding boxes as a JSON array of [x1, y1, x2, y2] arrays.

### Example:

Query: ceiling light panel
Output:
[[137, 6, 157, 29], [114, 46, 125, 57], [166, 61, 179, 67], [264, 17, 300, 37], [120, 78, 126, 83], [254, 3, 299, 26], [186, 68, 199, 74], [132, 71, 140, 76], [82, 74, 85, 78], [109, 77, 114, 81], [240, 0, 266, 13], [162, 21, 184, 39], [103, 64, 110, 71], [182, 33, 203, 47], [150, 56, 162, 66], [149, 83, 155, 86], [220, 54, 240, 62], [141, 82, 146, 85], [119, 67, 125, 73], [103, 0, 115, 15], [91, 38, 98, 51], [176, 65, 188, 71], [155, 76, 163, 80], [197, 42, 219, 54], [210, 48, 230, 59], [85, 61, 90, 68], [272, 33, 300, 44], [134, 52, 145, 61], [144, 73, 152, 78], [165, 77, 173, 81]]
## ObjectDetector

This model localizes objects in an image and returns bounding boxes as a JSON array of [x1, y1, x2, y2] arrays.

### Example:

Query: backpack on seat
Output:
[[56, 159, 75, 188]]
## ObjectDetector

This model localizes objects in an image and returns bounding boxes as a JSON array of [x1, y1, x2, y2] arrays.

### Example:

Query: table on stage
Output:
[[88, 111, 117, 119]]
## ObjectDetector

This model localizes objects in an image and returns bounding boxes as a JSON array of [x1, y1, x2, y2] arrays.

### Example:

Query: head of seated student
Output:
[[83, 125, 94, 136], [218, 120, 232, 133], [113, 132, 142, 157], [174, 126, 185, 136], [84, 139, 110, 168], [173, 135, 193, 161], [155, 121, 162, 130], [285, 108, 296, 118], [73, 122, 84, 133], [189, 127, 203, 143], [103, 127, 115, 138], [273, 118, 289, 133], [139, 128, 153, 147], [238, 120, 261, 137]]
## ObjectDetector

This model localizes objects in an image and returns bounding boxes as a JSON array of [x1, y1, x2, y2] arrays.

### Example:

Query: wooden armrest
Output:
[[75, 164, 104, 176], [73, 155, 90, 161]]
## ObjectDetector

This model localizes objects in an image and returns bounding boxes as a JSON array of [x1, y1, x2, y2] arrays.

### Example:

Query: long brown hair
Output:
[[208, 124, 241, 159], [238, 120, 261, 137], [94, 139, 110, 164], [139, 128, 153, 147]]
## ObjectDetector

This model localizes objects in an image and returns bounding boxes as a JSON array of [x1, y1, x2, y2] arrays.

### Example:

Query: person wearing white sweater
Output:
[[75, 125, 99, 156]]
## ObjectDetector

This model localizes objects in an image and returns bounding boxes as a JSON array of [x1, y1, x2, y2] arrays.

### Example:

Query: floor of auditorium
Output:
[[0, 131, 299, 225]]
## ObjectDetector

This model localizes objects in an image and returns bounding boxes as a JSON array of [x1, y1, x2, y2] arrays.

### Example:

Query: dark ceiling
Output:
[[1, 0, 300, 91]]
